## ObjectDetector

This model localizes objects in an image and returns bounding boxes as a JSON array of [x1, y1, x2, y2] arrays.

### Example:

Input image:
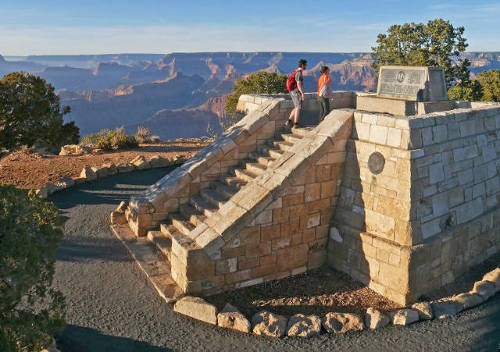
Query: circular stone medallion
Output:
[[368, 152, 385, 175]]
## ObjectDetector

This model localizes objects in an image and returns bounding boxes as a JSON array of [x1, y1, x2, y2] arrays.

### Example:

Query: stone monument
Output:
[[356, 66, 461, 116]]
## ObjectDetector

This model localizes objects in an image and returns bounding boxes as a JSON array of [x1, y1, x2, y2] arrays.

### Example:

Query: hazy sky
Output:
[[1, 0, 499, 55]]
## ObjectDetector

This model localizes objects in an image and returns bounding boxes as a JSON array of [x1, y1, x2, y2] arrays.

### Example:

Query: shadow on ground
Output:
[[57, 325, 170, 352], [50, 166, 177, 209]]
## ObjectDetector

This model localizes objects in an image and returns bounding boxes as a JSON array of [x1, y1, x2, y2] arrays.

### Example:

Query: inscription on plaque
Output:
[[376, 66, 447, 101]]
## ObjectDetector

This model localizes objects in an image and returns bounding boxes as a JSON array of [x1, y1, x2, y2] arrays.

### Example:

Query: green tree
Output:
[[224, 71, 287, 115], [447, 79, 482, 101], [0, 72, 79, 150], [477, 69, 500, 102], [371, 19, 470, 86], [0, 186, 65, 352]]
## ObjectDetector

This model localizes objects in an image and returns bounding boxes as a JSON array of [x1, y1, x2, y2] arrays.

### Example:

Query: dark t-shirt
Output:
[[294, 69, 304, 91]]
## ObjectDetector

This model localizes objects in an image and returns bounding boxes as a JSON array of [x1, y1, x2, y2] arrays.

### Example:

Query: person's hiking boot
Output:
[[284, 119, 293, 128]]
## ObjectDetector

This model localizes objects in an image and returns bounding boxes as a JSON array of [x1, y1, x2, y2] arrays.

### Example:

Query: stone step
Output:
[[189, 195, 218, 217], [281, 133, 303, 144], [291, 126, 314, 137], [234, 168, 258, 183], [274, 140, 294, 152], [147, 230, 172, 262], [160, 223, 195, 249], [245, 162, 267, 175], [169, 213, 196, 237], [178, 203, 205, 227], [223, 176, 247, 189], [200, 188, 228, 208], [268, 148, 285, 160], [256, 156, 275, 167], [210, 180, 239, 199]]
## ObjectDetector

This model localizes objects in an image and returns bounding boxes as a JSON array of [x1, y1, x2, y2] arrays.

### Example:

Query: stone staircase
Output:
[[146, 127, 309, 266]]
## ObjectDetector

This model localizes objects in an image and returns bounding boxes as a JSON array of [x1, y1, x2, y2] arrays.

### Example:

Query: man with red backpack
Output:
[[285, 59, 307, 128]]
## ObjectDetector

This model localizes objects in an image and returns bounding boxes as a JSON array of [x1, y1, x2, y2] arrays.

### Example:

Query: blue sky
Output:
[[1, 0, 499, 55]]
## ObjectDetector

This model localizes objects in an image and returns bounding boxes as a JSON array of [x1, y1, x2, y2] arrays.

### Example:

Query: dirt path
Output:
[[50, 168, 500, 352]]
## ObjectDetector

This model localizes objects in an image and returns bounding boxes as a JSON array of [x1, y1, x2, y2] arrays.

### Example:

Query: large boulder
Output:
[[131, 155, 150, 170], [471, 280, 497, 300], [286, 314, 322, 338], [322, 312, 364, 334], [150, 155, 170, 168], [173, 296, 217, 325], [80, 166, 97, 181], [452, 292, 484, 310], [217, 303, 251, 333], [252, 311, 288, 338], [482, 268, 500, 290], [431, 298, 463, 319]]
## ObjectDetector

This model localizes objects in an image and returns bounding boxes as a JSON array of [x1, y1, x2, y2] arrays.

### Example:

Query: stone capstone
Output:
[[252, 311, 288, 338], [286, 314, 322, 338], [216, 303, 251, 333], [411, 302, 433, 320], [431, 298, 463, 319], [391, 309, 420, 326], [365, 308, 390, 330], [173, 296, 218, 325], [471, 280, 497, 300], [322, 312, 364, 334]]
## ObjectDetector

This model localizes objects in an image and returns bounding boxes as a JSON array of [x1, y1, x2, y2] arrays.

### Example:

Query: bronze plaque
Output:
[[368, 152, 385, 174]]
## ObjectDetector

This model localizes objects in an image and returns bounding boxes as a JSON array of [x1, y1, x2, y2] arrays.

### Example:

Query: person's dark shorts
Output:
[[290, 90, 302, 109]]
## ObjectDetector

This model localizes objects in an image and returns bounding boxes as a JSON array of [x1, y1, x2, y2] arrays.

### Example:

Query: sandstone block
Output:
[[110, 211, 127, 225], [431, 299, 463, 319], [322, 312, 364, 334], [391, 309, 419, 326], [286, 314, 322, 338], [411, 302, 433, 320], [452, 292, 484, 310], [173, 296, 218, 325], [471, 280, 496, 300], [482, 268, 500, 290], [217, 303, 251, 333], [80, 166, 97, 181], [252, 311, 288, 338], [365, 308, 389, 330]]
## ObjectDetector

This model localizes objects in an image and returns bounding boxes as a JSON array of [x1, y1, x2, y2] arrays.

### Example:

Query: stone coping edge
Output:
[[172, 267, 499, 338], [35, 154, 184, 198]]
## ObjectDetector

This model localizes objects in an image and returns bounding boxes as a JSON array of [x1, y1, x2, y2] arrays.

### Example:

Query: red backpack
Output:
[[286, 69, 298, 92]]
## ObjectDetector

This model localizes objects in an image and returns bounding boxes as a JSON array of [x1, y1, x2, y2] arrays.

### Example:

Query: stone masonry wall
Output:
[[329, 103, 500, 305], [170, 110, 354, 295]]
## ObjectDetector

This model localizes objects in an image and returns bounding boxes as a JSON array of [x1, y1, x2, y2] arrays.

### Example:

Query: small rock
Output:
[[37, 182, 57, 198], [431, 298, 463, 319], [59, 144, 85, 156], [365, 308, 390, 330], [91, 166, 109, 178], [131, 155, 150, 170], [252, 310, 288, 338], [482, 268, 500, 290], [391, 309, 419, 326], [286, 314, 321, 338], [54, 176, 74, 189], [150, 155, 170, 168], [102, 162, 117, 175], [217, 303, 251, 333], [173, 296, 217, 325], [117, 164, 135, 173], [452, 292, 484, 310], [471, 280, 496, 300], [80, 166, 97, 181], [411, 302, 433, 320], [323, 312, 364, 334]]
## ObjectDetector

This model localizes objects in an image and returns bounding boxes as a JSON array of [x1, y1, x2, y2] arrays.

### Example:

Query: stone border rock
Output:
[[172, 267, 499, 338], [36, 154, 185, 198]]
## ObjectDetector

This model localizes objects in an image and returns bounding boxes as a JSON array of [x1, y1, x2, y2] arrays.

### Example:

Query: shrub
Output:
[[0, 72, 79, 150], [134, 125, 153, 144], [0, 186, 65, 352], [80, 127, 138, 150]]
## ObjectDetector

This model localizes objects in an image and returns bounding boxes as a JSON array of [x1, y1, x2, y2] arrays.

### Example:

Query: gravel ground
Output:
[[50, 168, 500, 352]]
